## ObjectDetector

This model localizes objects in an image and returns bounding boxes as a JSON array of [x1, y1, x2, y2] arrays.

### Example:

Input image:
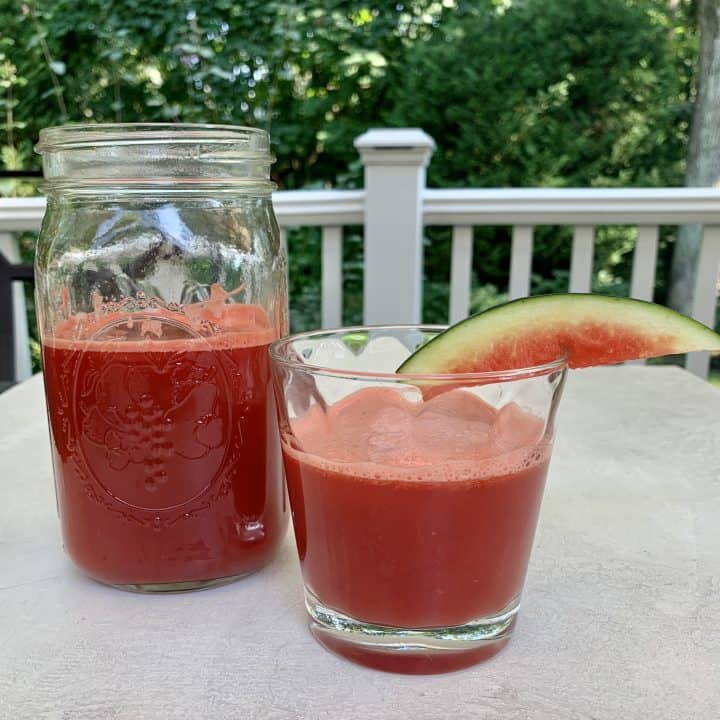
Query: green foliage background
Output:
[[0, 0, 707, 355]]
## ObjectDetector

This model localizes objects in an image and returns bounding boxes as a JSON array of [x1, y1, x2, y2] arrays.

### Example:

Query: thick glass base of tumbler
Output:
[[305, 589, 518, 674]]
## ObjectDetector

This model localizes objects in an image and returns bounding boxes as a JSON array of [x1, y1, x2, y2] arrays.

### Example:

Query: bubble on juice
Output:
[[413, 409, 493, 461], [490, 403, 544, 453], [364, 405, 414, 463], [420, 388, 497, 423]]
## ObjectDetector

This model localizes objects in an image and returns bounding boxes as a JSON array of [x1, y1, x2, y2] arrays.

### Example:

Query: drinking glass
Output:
[[270, 325, 566, 673]]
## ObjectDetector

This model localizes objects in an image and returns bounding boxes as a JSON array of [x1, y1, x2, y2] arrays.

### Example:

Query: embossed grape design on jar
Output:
[[35, 124, 288, 591]]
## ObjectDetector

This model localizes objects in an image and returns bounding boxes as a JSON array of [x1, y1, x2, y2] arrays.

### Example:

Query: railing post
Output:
[[354, 128, 435, 324]]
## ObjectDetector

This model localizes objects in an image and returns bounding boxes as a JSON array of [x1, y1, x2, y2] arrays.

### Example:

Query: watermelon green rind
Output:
[[397, 294, 720, 374]]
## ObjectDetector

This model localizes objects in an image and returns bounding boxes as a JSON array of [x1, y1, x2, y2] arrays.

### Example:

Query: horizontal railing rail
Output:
[[423, 187, 720, 225], [6, 187, 720, 226]]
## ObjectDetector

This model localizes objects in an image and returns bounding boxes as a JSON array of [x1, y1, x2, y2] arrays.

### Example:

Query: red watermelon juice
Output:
[[42, 301, 287, 589], [281, 386, 551, 672]]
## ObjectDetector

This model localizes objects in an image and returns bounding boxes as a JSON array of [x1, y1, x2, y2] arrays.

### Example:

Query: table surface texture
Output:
[[1, 367, 718, 720]]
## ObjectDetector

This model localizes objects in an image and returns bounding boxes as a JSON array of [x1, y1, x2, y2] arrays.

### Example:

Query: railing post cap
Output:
[[354, 128, 435, 150], [354, 128, 435, 167]]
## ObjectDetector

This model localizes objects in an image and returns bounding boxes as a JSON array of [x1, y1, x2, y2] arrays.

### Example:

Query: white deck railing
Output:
[[1, 129, 719, 382]]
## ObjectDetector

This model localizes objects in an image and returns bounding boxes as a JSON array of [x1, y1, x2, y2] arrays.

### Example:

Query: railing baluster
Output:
[[0, 250, 15, 383], [321, 226, 343, 329], [449, 226, 473, 323], [686, 225, 720, 379], [569, 226, 595, 293], [627, 225, 660, 367], [630, 226, 659, 302], [509, 225, 534, 300]]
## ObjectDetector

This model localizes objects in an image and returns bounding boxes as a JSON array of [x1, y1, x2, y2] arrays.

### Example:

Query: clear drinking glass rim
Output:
[[269, 324, 569, 382], [35, 122, 271, 154]]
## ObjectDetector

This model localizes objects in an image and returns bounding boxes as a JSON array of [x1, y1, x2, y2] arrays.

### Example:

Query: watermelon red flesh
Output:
[[398, 294, 720, 374]]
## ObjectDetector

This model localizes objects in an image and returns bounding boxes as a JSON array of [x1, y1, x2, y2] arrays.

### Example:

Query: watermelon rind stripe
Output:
[[398, 294, 720, 373]]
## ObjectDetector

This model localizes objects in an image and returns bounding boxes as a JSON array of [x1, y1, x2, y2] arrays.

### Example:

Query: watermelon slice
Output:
[[397, 294, 720, 374]]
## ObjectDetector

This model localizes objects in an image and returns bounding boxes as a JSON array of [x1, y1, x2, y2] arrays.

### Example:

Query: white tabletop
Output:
[[1, 367, 719, 720]]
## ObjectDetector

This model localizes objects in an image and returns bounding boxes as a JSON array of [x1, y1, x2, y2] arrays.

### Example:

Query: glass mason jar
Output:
[[34, 124, 288, 591]]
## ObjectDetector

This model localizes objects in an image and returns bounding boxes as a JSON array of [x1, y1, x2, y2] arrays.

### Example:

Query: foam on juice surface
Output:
[[44, 285, 278, 351], [286, 386, 550, 484]]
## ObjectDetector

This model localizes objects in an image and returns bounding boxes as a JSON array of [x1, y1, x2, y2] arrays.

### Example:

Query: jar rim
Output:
[[36, 123, 271, 154], [36, 123, 275, 191]]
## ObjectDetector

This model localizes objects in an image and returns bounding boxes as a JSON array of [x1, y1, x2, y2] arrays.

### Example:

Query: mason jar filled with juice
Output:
[[34, 124, 288, 591]]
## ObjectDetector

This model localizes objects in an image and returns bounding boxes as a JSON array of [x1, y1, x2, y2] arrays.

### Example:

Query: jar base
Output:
[[305, 589, 517, 674], [105, 569, 259, 594]]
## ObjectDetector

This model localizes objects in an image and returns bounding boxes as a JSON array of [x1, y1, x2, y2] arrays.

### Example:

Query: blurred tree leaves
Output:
[[1, 1, 449, 188], [0, 0, 701, 331]]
